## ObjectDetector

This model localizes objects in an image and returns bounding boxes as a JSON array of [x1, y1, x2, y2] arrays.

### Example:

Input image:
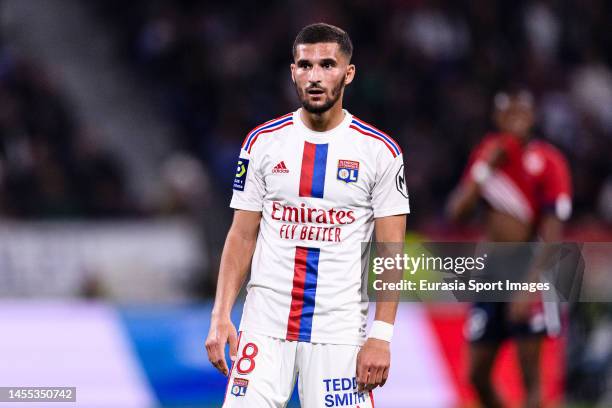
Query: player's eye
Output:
[[298, 61, 311, 69]]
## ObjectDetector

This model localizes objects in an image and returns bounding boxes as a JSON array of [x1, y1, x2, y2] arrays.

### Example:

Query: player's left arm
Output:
[[508, 216, 565, 322], [357, 214, 406, 392], [509, 148, 572, 320], [359, 143, 410, 391], [446, 137, 507, 222]]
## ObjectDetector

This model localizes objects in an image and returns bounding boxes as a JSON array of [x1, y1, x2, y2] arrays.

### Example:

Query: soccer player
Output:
[[205, 23, 410, 407], [447, 89, 572, 408]]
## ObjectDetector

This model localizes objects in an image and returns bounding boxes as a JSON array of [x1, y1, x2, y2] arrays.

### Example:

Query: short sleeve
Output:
[[230, 149, 265, 212], [539, 149, 572, 221], [372, 153, 411, 218]]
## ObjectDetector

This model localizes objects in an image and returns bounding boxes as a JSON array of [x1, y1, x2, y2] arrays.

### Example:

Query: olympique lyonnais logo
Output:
[[337, 159, 359, 183], [231, 378, 249, 397]]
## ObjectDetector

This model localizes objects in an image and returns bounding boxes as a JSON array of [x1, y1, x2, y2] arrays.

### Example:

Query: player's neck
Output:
[[300, 103, 345, 132], [516, 132, 531, 144]]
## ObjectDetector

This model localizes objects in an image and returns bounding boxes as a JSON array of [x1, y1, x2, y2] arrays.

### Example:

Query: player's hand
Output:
[[205, 314, 238, 376], [356, 338, 390, 392]]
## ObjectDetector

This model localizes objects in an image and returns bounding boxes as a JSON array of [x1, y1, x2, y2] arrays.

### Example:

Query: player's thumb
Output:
[[229, 331, 238, 362]]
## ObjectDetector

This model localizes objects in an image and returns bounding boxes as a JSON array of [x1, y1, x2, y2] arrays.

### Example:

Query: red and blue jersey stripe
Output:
[[242, 113, 293, 154], [349, 117, 402, 157], [286, 246, 320, 342], [299, 142, 328, 198]]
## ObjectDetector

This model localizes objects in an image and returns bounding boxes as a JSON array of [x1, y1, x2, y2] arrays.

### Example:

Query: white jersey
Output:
[[230, 108, 410, 346]]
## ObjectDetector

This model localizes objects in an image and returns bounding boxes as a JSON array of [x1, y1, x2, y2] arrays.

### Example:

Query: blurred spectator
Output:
[[160, 152, 210, 213], [523, 1, 561, 65], [402, 2, 471, 63], [570, 57, 612, 132], [0, 49, 134, 218]]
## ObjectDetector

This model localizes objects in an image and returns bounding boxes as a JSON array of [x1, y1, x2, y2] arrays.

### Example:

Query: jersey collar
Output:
[[293, 108, 352, 143]]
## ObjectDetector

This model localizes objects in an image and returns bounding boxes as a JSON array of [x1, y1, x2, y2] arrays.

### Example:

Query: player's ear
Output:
[[344, 64, 355, 86], [290, 63, 296, 84]]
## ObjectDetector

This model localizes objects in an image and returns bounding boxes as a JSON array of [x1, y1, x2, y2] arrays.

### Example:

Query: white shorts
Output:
[[222, 331, 375, 408]]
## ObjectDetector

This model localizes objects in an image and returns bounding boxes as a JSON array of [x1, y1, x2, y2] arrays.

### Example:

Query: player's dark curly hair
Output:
[[293, 23, 353, 60]]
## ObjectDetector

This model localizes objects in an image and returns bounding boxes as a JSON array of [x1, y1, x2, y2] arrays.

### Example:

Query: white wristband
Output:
[[368, 320, 394, 342], [471, 161, 492, 185], [471, 160, 493, 184]]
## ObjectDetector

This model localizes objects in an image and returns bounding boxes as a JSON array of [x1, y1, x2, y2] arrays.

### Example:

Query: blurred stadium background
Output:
[[0, 0, 611, 407]]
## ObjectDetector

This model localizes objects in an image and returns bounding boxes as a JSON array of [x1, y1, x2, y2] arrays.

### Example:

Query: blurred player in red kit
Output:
[[447, 88, 572, 408]]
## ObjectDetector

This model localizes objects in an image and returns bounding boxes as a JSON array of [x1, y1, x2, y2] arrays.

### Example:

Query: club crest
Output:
[[231, 378, 249, 397], [337, 160, 359, 183]]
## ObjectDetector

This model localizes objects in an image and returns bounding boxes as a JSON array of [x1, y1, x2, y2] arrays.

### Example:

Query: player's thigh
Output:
[[468, 341, 501, 382], [223, 331, 297, 407], [297, 342, 375, 408], [515, 336, 542, 384], [466, 304, 504, 383]]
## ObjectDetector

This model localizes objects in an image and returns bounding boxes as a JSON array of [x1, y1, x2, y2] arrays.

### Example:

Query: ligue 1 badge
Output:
[[233, 158, 249, 191], [337, 159, 359, 183], [231, 378, 249, 397]]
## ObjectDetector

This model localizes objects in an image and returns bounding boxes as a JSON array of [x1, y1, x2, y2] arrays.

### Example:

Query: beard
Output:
[[296, 77, 345, 114]]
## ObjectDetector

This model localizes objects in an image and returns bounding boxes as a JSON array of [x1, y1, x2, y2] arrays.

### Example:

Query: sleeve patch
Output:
[[233, 158, 250, 191], [395, 164, 409, 198]]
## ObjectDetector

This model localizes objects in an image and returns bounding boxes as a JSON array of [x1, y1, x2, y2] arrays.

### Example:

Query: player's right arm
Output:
[[446, 178, 480, 222], [207, 131, 266, 375], [205, 209, 261, 376], [446, 135, 506, 222]]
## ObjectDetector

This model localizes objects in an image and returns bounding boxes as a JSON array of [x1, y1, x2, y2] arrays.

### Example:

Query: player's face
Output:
[[291, 43, 355, 114], [495, 98, 535, 139]]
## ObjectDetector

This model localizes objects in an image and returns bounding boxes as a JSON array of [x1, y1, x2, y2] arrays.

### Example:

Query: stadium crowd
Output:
[[86, 0, 612, 229], [0, 48, 133, 218], [2, 1, 610, 226]]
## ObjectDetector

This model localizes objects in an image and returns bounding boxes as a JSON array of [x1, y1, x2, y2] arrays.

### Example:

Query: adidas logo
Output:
[[272, 161, 289, 173]]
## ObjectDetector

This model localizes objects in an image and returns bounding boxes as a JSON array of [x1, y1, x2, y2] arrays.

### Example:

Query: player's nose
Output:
[[308, 65, 324, 81]]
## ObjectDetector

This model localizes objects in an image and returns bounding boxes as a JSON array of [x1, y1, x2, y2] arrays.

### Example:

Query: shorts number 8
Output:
[[236, 342, 259, 375]]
